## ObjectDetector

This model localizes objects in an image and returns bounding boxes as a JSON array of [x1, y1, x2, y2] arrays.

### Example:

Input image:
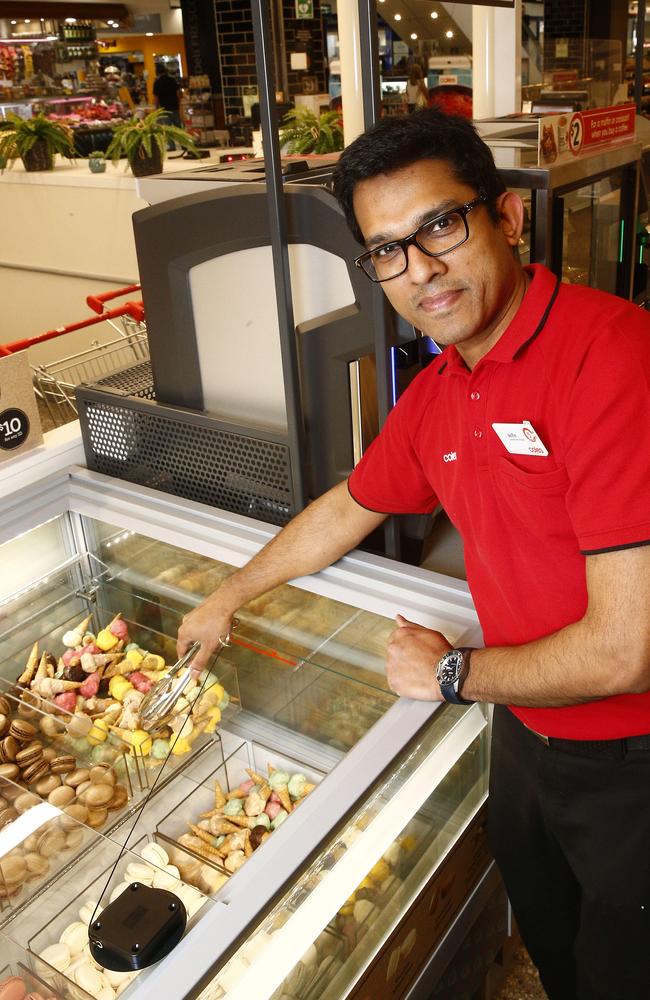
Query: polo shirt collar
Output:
[[437, 264, 561, 376]]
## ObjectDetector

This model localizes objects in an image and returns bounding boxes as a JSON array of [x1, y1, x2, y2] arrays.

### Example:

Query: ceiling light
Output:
[[40, 17, 45, 21], [145, 31, 154, 36], [410, 32, 417, 39], [65, 17, 77, 23], [24, 18, 31, 23], [10, 19, 16, 24], [431, 10, 438, 18], [394, 13, 401, 20], [445, 29, 454, 38]]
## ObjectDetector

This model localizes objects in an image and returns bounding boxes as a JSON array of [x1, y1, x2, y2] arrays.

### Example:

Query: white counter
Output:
[[0, 420, 84, 498], [0, 149, 250, 358]]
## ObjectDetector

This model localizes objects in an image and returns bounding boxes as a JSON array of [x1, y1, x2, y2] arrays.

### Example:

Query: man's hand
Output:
[[177, 596, 236, 678], [386, 614, 452, 701]]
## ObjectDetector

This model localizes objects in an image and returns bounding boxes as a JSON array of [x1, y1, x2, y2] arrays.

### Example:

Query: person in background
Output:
[[153, 64, 181, 127], [405, 63, 429, 112], [177, 109, 650, 1000]]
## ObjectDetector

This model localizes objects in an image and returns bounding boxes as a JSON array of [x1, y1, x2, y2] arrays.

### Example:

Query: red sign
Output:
[[569, 103, 636, 156]]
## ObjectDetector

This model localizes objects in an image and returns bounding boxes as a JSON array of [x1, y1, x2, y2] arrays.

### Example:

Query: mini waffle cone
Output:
[[76, 614, 94, 635], [246, 767, 266, 785], [226, 788, 246, 800], [35, 652, 49, 681], [275, 783, 293, 813], [214, 781, 227, 809], [209, 817, 241, 836], [18, 643, 39, 685], [244, 831, 253, 858]]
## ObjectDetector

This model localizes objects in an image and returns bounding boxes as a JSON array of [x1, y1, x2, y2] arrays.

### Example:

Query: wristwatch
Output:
[[435, 647, 474, 705]]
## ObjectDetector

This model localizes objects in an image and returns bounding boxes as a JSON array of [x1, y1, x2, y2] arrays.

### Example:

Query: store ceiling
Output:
[[378, 0, 471, 52]]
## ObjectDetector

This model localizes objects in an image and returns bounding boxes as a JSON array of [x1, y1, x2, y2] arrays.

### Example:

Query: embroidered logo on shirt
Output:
[[443, 452, 457, 463]]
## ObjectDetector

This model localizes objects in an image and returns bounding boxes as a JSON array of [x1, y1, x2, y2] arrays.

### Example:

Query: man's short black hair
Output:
[[332, 108, 506, 245]]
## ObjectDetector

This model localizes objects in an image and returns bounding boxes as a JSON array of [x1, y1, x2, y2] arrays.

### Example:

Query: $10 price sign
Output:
[[0, 351, 44, 462]]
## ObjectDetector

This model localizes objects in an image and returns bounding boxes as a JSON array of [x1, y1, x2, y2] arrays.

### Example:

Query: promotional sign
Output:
[[295, 0, 314, 17], [0, 351, 43, 462], [538, 103, 636, 166]]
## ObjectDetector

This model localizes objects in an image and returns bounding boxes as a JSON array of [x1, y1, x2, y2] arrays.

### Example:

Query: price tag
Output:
[[0, 352, 43, 462], [569, 112, 583, 155]]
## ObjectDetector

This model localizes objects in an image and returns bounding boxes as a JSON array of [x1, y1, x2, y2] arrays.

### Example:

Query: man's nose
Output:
[[405, 243, 448, 283]]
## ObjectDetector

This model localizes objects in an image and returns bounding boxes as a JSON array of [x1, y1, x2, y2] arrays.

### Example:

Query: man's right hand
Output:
[[177, 596, 237, 678]]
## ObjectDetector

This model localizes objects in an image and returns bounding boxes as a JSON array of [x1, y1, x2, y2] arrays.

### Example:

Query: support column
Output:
[[338, 0, 365, 145], [472, 0, 522, 119]]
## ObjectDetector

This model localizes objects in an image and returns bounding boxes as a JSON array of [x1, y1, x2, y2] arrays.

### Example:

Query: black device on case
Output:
[[88, 882, 187, 971]]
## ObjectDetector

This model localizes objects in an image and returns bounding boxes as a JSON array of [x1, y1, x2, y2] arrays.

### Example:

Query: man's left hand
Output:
[[386, 615, 452, 701]]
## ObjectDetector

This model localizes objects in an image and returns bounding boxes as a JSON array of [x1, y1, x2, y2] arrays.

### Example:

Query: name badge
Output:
[[491, 420, 549, 456]]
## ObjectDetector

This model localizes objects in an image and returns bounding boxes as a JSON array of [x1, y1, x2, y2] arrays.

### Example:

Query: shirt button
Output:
[[473, 428, 483, 439], [470, 391, 481, 401]]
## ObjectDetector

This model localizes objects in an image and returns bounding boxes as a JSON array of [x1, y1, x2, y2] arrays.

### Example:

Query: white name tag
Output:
[[491, 420, 549, 456]]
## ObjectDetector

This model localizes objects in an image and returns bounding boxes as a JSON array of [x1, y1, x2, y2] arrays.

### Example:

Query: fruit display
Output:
[[13, 612, 232, 762], [168, 764, 317, 878]]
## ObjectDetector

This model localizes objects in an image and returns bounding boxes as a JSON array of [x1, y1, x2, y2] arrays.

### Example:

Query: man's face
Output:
[[352, 158, 524, 358]]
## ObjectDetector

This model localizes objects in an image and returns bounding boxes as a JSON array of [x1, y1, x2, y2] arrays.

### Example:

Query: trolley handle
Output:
[[0, 301, 145, 357], [86, 284, 141, 315]]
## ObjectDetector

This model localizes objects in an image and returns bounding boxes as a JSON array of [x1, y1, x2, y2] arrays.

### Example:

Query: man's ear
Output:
[[496, 191, 525, 248]]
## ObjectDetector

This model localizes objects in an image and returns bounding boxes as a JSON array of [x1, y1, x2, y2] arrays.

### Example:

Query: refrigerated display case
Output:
[[479, 133, 642, 300], [0, 464, 496, 1000]]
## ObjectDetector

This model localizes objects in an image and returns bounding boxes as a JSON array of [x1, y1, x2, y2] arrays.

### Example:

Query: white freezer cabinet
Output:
[[0, 466, 491, 1000]]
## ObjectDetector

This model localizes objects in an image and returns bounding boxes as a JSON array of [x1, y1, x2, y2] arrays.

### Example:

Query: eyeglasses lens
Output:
[[364, 210, 467, 281]]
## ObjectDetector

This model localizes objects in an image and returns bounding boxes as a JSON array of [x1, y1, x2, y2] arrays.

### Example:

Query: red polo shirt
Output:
[[348, 264, 650, 739]]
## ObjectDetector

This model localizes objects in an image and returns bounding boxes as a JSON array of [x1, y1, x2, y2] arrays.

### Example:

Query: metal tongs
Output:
[[139, 622, 237, 733]]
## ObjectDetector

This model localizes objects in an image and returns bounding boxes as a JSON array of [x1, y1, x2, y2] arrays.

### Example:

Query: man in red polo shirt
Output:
[[179, 110, 650, 998]]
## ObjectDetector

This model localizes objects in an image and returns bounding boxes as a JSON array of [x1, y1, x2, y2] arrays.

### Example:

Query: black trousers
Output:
[[488, 705, 650, 1000]]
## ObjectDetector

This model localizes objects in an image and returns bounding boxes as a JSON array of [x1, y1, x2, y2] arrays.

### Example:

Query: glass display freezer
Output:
[[0, 464, 496, 1000]]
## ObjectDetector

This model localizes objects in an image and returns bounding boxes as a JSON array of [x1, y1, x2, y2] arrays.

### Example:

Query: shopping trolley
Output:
[[0, 285, 148, 427]]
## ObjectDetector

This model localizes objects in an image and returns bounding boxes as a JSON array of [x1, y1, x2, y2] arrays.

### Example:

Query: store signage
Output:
[[439, 75, 458, 85], [435, 0, 514, 6], [0, 352, 43, 462], [295, 0, 314, 18], [538, 103, 636, 166], [180, 0, 220, 91]]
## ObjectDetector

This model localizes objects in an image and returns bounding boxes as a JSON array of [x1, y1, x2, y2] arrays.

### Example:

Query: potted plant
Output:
[[0, 113, 75, 171], [105, 109, 197, 177], [279, 107, 344, 154], [88, 150, 107, 174]]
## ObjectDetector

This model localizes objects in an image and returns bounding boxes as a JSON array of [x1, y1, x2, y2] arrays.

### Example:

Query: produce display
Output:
[[172, 764, 317, 877], [34, 841, 206, 1000], [14, 612, 231, 761]]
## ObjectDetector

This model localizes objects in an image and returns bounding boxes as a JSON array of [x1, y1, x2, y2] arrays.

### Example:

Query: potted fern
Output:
[[106, 109, 197, 177], [279, 107, 344, 154], [0, 113, 75, 171]]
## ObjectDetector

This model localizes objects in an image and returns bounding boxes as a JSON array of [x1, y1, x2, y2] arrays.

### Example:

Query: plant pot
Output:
[[21, 139, 54, 172], [129, 148, 163, 177], [89, 159, 107, 173]]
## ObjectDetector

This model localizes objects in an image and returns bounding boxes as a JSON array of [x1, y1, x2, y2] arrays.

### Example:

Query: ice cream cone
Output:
[[18, 642, 39, 685], [244, 831, 253, 858], [245, 767, 266, 785], [267, 763, 277, 776], [199, 807, 225, 820], [302, 783, 316, 796], [225, 814, 255, 829], [45, 656, 55, 678], [35, 652, 49, 681], [226, 788, 246, 800], [214, 781, 227, 809], [76, 614, 94, 635], [209, 817, 240, 836], [275, 783, 293, 813]]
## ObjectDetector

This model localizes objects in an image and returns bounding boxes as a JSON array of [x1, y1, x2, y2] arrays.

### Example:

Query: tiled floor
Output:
[[495, 946, 547, 999]]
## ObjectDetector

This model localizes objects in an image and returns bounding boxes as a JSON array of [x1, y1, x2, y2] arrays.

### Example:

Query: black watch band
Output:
[[437, 647, 474, 705]]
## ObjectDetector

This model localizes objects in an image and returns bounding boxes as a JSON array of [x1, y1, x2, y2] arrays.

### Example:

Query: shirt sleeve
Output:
[[562, 306, 650, 554], [348, 381, 439, 515]]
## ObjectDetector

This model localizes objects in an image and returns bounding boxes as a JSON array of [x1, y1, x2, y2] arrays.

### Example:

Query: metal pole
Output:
[[635, 0, 645, 114], [357, 0, 381, 129], [251, 0, 307, 511]]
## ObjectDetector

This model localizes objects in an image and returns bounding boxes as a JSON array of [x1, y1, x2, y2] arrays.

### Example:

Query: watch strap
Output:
[[440, 647, 474, 705]]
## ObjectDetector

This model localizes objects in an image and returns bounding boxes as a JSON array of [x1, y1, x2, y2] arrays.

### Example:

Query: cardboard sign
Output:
[[0, 352, 44, 462], [539, 103, 636, 166]]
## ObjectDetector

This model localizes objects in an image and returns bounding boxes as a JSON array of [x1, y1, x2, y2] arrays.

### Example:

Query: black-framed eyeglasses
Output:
[[354, 194, 487, 283]]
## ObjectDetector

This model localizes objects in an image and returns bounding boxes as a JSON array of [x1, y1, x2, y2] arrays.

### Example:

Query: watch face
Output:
[[437, 650, 463, 685]]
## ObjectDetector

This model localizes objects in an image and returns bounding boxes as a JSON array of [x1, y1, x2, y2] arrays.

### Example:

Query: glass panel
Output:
[[561, 170, 623, 293], [195, 708, 488, 999]]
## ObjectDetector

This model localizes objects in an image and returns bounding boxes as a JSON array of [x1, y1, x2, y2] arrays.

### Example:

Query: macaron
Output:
[[35, 774, 61, 797], [89, 765, 115, 785], [0, 763, 19, 781], [86, 807, 108, 829], [39, 942, 71, 972], [78, 899, 102, 925], [48, 785, 75, 808], [140, 842, 169, 867], [0, 976, 27, 1000], [82, 783, 113, 808], [15, 744, 43, 768], [9, 720, 36, 743], [65, 768, 90, 788], [0, 737, 19, 762], [50, 755, 75, 775], [73, 962, 104, 994], [21, 759, 49, 783], [61, 920, 89, 956]]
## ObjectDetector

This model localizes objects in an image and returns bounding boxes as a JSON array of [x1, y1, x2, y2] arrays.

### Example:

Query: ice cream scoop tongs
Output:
[[139, 622, 237, 732]]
